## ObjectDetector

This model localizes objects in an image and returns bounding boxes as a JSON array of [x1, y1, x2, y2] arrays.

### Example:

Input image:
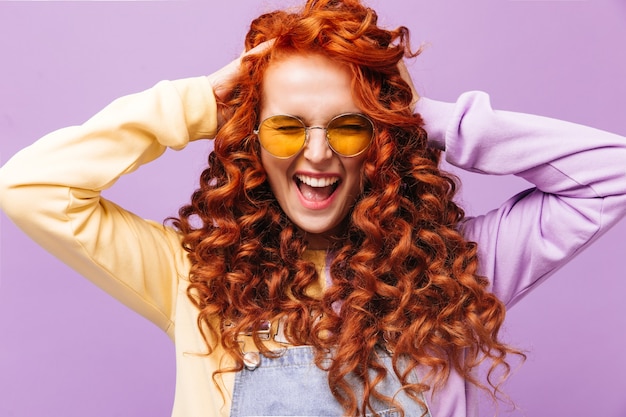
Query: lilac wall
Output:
[[1, 1, 625, 416]]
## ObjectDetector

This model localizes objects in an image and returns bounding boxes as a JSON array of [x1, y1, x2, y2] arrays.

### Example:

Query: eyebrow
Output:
[[268, 112, 367, 126]]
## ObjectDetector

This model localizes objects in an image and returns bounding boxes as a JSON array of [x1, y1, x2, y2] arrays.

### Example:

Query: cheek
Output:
[[344, 157, 367, 189], [260, 151, 275, 177], [260, 151, 289, 188]]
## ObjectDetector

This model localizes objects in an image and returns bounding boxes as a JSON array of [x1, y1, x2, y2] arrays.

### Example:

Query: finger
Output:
[[397, 59, 419, 112], [208, 39, 275, 101], [243, 38, 275, 57]]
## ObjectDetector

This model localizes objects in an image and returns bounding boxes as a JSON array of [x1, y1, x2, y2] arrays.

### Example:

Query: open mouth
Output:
[[295, 174, 340, 202]]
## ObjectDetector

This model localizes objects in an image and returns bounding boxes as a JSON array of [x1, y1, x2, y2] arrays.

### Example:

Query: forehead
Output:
[[264, 52, 351, 79], [260, 53, 359, 121]]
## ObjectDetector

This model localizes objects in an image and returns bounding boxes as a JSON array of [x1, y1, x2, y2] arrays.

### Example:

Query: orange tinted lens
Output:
[[258, 115, 306, 158], [326, 114, 373, 156]]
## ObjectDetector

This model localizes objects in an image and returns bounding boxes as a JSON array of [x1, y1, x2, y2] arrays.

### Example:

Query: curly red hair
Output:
[[173, 0, 522, 415]]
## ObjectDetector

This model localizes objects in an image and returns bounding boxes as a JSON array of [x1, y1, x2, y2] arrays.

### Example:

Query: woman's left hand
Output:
[[397, 59, 419, 113]]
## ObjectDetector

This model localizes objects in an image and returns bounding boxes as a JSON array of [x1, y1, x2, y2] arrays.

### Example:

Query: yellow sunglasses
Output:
[[254, 113, 375, 158]]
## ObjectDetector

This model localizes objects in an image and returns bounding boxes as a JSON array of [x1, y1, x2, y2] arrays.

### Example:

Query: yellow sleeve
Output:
[[0, 76, 218, 337]]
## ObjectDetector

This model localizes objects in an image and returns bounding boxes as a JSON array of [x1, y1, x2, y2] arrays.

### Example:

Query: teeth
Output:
[[295, 175, 339, 188]]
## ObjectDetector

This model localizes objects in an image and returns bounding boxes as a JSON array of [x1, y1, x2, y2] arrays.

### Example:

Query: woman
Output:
[[1, 0, 625, 416]]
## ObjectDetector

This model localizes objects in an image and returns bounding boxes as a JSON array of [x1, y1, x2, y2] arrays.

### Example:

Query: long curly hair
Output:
[[173, 0, 521, 415]]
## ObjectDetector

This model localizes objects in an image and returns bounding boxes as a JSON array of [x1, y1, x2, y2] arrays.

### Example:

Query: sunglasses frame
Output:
[[254, 112, 375, 159]]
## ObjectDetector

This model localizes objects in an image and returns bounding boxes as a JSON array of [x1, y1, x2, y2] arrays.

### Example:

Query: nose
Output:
[[302, 127, 333, 163]]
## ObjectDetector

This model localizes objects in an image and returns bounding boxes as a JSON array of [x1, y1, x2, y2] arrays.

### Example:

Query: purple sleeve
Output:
[[416, 92, 626, 307]]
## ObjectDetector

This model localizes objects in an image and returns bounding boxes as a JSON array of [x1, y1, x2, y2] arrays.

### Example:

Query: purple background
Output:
[[1, 1, 625, 416]]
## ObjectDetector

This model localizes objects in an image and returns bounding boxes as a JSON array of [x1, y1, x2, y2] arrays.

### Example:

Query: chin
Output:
[[295, 218, 349, 247]]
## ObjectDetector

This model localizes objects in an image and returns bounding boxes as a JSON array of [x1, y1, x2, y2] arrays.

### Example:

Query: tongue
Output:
[[299, 182, 335, 201]]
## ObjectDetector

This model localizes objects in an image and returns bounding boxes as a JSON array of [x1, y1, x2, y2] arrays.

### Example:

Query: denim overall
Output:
[[229, 345, 432, 417]]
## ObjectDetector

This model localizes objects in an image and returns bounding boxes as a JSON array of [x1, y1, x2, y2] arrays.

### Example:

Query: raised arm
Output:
[[417, 92, 626, 307], [0, 77, 218, 336]]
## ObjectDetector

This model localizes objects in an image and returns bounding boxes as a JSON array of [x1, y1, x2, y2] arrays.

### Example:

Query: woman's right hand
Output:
[[207, 41, 274, 127]]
